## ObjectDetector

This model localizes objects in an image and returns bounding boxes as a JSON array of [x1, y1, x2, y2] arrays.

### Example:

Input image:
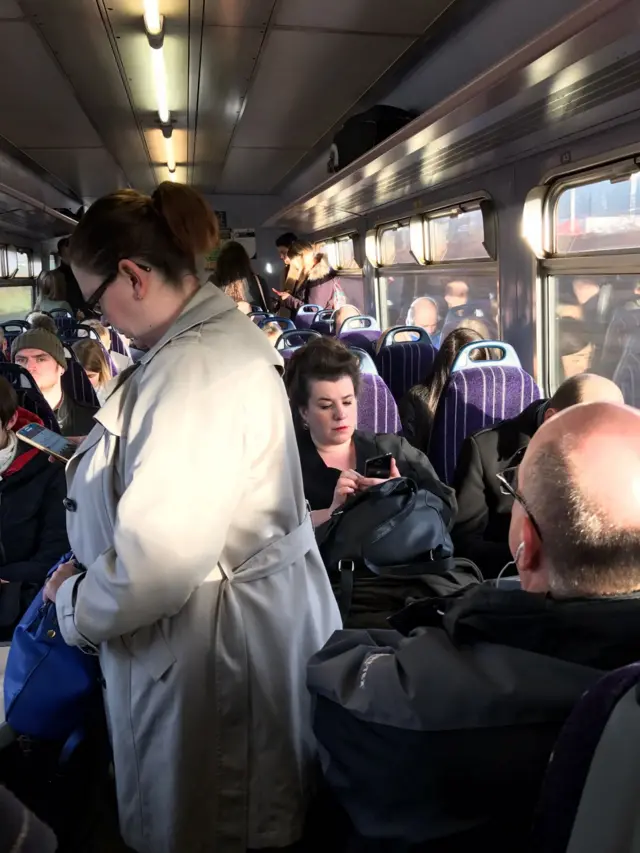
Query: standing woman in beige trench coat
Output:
[[43, 183, 342, 853]]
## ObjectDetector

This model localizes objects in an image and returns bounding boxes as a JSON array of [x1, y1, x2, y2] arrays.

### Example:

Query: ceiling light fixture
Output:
[[168, 169, 178, 182], [143, 0, 162, 36], [151, 47, 170, 124], [164, 133, 176, 172]]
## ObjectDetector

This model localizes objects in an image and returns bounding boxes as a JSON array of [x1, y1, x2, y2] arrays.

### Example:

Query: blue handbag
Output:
[[4, 552, 101, 741]]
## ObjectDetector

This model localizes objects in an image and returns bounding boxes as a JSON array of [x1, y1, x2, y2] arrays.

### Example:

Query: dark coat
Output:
[[308, 583, 640, 853], [297, 427, 456, 520], [279, 255, 342, 317], [56, 392, 98, 437], [58, 262, 87, 317], [0, 408, 69, 630], [451, 399, 547, 577], [0, 785, 56, 852]]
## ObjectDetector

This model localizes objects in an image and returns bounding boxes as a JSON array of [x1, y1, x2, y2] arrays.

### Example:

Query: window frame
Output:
[[539, 157, 640, 395]]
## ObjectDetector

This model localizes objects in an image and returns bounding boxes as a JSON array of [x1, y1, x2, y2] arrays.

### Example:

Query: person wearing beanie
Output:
[[12, 329, 98, 437]]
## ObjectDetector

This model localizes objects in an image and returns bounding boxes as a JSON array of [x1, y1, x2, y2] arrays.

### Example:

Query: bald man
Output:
[[444, 280, 469, 310], [334, 304, 360, 334], [406, 297, 440, 342], [452, 373, 623, 576], [307, 400, 640, 853]]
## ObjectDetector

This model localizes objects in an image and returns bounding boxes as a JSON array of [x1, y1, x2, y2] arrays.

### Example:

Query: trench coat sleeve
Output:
[[56, 346, 249, 645], [0, 464, 69, 583]]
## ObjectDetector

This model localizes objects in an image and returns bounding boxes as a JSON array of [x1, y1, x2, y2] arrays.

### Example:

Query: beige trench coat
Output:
[[55, 284, 341, 853]]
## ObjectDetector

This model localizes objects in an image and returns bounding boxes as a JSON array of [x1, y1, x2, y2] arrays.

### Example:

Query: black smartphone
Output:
[[364, 453, 393, 479], [17, 423, 77, 463]]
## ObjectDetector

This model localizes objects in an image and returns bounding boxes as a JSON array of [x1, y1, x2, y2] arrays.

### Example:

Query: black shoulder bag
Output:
[[316, 477, 482, 627]]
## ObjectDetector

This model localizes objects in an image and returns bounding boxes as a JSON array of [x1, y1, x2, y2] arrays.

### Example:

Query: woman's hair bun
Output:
[[152, 182, 219, 259]]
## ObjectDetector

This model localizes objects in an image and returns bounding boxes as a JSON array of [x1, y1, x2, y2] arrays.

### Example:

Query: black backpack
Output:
[[316, 477, 483, 628], [327, 105, 416, 174]]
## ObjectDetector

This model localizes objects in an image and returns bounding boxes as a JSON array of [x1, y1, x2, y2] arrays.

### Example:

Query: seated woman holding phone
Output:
[[285, 337, 456, 527]]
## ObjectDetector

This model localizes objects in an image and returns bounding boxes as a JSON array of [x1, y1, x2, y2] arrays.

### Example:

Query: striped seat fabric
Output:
[[375, 341, 437, 403], [356, 374, 401, 434], [0, 363, 58, 431], [429, 365, 541, 484], [61, 358, 99, 408], [338, 329, 380, 355]]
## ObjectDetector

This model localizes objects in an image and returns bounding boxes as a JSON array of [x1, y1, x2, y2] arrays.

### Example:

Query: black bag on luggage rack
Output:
[[327, 105, 416, 174], [316, 477, 483, 628]]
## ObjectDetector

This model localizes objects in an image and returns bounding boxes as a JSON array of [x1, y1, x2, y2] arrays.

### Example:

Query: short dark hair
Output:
[[558, 317, 590, 357], [57, 237, 69, 255], [0, 375, 18, 429], [275, 232, 298, 249], [527, 444, 640, 595], [285, 337, 361, 410]]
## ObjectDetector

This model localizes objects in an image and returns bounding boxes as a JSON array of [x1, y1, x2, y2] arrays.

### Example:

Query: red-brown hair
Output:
[[69, 182, 219, 284]]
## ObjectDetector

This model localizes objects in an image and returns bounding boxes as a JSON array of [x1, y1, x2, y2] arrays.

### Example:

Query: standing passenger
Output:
[[214, 240, 269, 311], [274, 241, 345, 319], [34, 269, 73, 315], [42, 183, 341, 853]]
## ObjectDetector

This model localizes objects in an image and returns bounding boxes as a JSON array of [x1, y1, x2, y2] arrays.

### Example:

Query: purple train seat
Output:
[[295, 304, 322, 330], [312, 309, 335, 336], [429, 365, 541, 484], [61, 358, 99, 408], [530, 662, 640, 853], [356, 373, 401, 434], [0, 363, 58, 432], [375, 341, 437, 403]]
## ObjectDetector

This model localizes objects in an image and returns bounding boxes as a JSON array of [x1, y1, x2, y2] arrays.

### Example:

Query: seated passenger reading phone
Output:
[[284, 338, 455, 527]]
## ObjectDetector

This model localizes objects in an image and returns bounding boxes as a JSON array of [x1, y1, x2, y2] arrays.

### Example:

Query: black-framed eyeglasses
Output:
[[496, 466, 544, 542], [85, 263, 152, 313]]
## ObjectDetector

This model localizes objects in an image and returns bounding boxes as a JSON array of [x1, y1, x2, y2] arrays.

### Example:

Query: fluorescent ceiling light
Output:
[[168, 169, 177, 183], [144, 0, 162, 35], [151, 47, 169, 124], [164, 134, 176, 172]]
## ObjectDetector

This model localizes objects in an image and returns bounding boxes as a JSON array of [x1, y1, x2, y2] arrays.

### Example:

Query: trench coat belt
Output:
[[218, 513, 316, 584]]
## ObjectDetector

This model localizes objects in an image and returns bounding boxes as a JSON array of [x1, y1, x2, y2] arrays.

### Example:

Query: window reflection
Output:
[[555, 174, 640, 253], [429, 209, 489, 262], [16, 250, 30, 278], [379, 224, 413, 265]]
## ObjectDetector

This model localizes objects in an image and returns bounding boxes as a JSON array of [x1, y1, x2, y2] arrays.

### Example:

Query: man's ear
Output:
[[543, 406, 557, 422], [516, 514, 543, 586]]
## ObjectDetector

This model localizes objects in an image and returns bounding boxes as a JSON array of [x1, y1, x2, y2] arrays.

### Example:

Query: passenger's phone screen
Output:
[[17, 423, 77, 462], [364, 453, 393, 479]]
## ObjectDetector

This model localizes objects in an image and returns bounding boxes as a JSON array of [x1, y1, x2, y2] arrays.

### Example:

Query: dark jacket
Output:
[[0, 408, 69, 631], [297, 427, 456, 519], [0, 785, 56, 852], [58, 262, 86, 317], [308, 583, 640, 853], [56, 392, 98, 437], [398, 383, 439, 453], [451, 399, 547, 577], [279, 255, 342, 317]]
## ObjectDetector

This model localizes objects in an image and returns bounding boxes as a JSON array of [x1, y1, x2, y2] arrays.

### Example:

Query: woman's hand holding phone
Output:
[[359, 458, 401, 489]]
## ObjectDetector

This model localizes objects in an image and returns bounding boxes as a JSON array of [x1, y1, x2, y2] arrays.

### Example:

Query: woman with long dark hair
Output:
[[399, 326, 488, 452], [214, 239, 269, 311]]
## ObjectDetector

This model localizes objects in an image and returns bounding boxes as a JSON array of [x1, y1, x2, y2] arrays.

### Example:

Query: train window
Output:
[[336, 237, 359, 271], [31, 256, 42, 277], [379, 272, 498, 339], [554, 174, 640, 254], [0, 285, 33, 321], [379, 223, 414, 265], [16, 250, 30, 278], [428, 208, 489, 262], [48, 253, 58, 269]]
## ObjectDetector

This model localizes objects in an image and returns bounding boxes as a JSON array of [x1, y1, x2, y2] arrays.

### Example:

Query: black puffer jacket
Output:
[[0, 408, 69, 631]]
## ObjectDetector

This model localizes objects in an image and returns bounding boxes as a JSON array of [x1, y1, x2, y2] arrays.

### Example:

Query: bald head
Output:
[[407, 297, 439, 334], [512, 403, 640, 596], [334, 304, 360, 333], [547, 373, 623, 415], [445, 281, 469, 309]]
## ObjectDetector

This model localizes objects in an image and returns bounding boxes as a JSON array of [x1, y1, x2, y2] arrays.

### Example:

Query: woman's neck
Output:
[[136, 278, 201, 349]]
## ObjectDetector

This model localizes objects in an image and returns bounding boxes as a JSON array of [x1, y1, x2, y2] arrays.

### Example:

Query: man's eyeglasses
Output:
[[496, 462, 544, 542], [85, 263, 152, 313]]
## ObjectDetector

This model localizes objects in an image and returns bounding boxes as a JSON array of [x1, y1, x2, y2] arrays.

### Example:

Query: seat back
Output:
[[295, 304, 322, 330], [349, 347, 378, 375], [375, 341, 437, 402], [49, 309, 76, 336], [248, 311, 274, 325], [429, 366, 541, 484], [61, 359, 99, 408], [312, 309, 335, 336], [108, 328, 130, 357], [0, 363, 58, 431], [259, 317, 295, 332], [531, 663, 640, 853], [0, 321, 30, 350], [275, 329, 322, 352], [378, 325, 432, 347], [356, 374, 401, 434], [338, 329, 380, 355]]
